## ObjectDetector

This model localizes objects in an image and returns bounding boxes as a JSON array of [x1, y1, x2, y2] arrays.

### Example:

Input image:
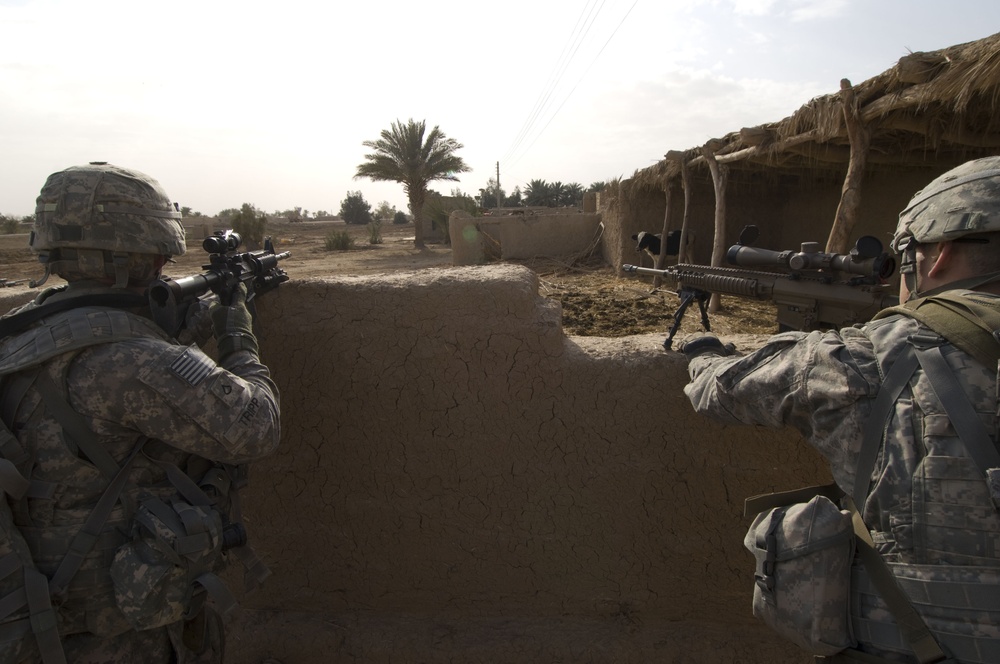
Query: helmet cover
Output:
[[31, 162, 186, 257], [892, 156, 1000, 252]]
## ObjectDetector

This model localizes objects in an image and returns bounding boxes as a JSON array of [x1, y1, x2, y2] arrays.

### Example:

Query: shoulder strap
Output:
[[853, 344, 920, 507], [0, 307, 170, 378], [875, 291, 1000, 369], [33, 371, 124, 481], [0, 292, 148, 340], [48, 438, 147, 598], [911, 335, 1000, 474]]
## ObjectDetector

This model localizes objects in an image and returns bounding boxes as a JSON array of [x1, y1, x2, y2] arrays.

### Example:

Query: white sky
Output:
[[2, 0, 999, 217]]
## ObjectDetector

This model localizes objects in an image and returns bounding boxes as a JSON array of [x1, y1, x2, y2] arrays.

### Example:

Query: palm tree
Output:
[[562, 183, 584, 207], [355, 119, 470, 248], [524, 179, 551, 206]]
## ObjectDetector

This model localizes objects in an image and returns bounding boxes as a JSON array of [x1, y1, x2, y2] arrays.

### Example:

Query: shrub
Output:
[[325, 230, 354, 251], [393, 210, 408, 225], [1, 215, 20, 234], [230, 203, 267, 249], [340, 191, 372, 225], [367, 219, 383, 245]]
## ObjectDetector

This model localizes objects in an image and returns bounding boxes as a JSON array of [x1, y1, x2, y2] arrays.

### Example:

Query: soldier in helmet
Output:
[[0, 163, 280, 662], [679, 156, 1000, 663]]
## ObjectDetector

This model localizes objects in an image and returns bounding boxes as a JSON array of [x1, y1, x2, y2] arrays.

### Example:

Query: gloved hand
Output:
[[677, 332, 735, 359], [175, 293, 218, 347], [210, 283, 259, 358]]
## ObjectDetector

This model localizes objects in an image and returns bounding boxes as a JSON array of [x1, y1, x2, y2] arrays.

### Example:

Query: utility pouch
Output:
[[744, 492, 857, 655], [110, 497, 229, 631]]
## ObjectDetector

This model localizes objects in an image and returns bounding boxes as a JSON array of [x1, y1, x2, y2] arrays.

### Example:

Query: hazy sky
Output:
[[2, 0, 999, 218]]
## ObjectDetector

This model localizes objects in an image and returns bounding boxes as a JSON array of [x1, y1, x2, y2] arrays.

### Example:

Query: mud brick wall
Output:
[[0, 267, 830, 662], [216, 264, 830, 663]]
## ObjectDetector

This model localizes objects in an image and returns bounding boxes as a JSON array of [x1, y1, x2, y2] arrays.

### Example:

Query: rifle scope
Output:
[[203, 230, 242, 254], [726, 237, 895, 280]]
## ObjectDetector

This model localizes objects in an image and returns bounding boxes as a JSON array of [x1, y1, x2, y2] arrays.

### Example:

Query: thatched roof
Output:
[[632, 31, 1000, 190]]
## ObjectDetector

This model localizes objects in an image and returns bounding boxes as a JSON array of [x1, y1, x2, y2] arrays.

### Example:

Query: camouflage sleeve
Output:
[[69, 336, 280, 463], [683, 328, 880, 484]]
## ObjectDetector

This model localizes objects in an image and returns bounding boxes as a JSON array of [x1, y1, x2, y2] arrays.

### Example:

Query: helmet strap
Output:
[[34, 248, 138, 289], [900, 243, 921, 302], [29, 260, 52, 289], [111, 252, 130, 289]]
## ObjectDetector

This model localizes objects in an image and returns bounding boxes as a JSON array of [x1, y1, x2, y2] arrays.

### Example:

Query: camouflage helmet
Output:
[[891, 156, 1000, 252], [31, 162, 186, 287]]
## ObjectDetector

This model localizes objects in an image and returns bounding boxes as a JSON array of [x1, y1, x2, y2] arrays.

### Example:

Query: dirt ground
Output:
[[0, 219, 778, 337]]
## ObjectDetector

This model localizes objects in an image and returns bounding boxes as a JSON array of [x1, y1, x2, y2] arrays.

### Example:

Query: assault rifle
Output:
[[148, 230, 291, 336], [622, 225, 899, 350]]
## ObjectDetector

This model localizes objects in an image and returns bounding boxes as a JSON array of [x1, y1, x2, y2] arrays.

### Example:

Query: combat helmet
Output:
[[892, 156, 1000, 251], [892, 156, 1000, 299], [30, 162, 186, 288]]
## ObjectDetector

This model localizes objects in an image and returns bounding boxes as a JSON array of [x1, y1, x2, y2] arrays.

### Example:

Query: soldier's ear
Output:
[[925, 241, 952, 278]]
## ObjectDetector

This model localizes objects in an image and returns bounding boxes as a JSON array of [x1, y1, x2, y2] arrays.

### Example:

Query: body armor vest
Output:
[[852, 292, 1000, 662]]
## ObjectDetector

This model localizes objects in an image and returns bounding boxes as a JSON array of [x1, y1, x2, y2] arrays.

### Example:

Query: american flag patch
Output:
[[170, 348, 214, 386]]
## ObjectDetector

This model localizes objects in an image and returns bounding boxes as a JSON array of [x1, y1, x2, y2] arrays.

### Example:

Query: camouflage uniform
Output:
[[684, 302, 1000, 662], [0, 163, 281, 663]]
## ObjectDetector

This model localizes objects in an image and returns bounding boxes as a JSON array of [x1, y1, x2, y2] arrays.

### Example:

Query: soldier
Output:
[[0, 163, 280, 663], [680, 156, 1000, 663]]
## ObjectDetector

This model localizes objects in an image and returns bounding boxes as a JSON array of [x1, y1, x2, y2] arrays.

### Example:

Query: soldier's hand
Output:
[[175, 292, 218, 347], [678, 332, 735, 359], [211, 283, 259, 357]]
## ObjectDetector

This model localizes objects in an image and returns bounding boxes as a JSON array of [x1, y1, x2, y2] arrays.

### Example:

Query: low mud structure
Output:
[[0, 258, 823, 662], [194, 264, 828, 663]]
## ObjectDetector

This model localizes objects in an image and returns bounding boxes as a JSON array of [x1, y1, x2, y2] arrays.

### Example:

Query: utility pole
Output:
[[496, 161, 501, 209]]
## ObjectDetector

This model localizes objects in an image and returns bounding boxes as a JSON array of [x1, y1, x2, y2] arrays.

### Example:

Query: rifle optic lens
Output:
[[203, 232, 242, 254]]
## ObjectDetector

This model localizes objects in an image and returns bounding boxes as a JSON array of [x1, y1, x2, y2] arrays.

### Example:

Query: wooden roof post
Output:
[[703, 139, 728, 313], [826, 78, 871, 254], [651, 177, 675, 289], [666, 150, 692, 264]]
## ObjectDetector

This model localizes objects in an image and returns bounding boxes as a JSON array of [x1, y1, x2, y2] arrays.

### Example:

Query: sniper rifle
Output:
[[622, 225, 899, 350]]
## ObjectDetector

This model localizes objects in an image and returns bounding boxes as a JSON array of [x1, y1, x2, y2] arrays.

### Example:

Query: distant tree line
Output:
[[0, 213, 34, 234], [476, 179, 607, 209]]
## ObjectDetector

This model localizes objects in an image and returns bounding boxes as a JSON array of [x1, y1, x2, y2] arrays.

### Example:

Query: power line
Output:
[[502, 0, 639, 171], [500, 0, 607, 165]]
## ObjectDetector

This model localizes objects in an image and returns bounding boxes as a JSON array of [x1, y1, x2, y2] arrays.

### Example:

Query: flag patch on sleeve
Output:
[[170, 348, 214, 386]]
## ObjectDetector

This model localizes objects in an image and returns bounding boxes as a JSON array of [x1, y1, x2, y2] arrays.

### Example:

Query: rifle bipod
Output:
[[664, 287, 711, 350]]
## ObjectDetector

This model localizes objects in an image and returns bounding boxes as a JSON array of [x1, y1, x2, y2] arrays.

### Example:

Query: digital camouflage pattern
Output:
[[31, 162, 186, 257], [744, 495, 855, 655], [0, 283, 280, 663], [30, 162, 187, 286], [685, 297, 1000, 662], [892, 155, 1000, 252]]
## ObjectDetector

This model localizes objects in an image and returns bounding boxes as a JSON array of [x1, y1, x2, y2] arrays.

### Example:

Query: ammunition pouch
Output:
[[745, 492, 857, 655], [110, 496, 234, 631]]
